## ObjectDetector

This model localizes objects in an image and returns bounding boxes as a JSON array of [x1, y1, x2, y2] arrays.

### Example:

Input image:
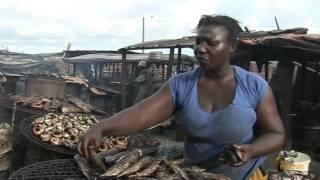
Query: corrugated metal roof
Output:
[[63, 53, 196, 64], [121, 28, 308, 50], [121, 36, 195, 50]]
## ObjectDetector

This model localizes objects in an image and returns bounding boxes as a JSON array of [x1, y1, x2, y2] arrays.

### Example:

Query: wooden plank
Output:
[[73, 63, 77, 76], [26, 78, 65, 98], [265, 61, 269, 81], [279, 61, 294, 149], [94, 63, 98, 82], [121, 52, 127, 109], [162, 64, 165, 81], [177, 47, 182, 74], [166, 48, 174, 80], [99, 63, 104, 85]]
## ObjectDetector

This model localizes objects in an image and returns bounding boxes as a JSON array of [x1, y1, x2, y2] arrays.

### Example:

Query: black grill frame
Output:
[[8, 159, 86, 180], [0, 96, 46, 116], [20, 115, 77, 155]]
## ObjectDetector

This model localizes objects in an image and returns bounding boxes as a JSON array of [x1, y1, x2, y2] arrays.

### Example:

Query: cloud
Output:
[[0, 0, 319, 53]]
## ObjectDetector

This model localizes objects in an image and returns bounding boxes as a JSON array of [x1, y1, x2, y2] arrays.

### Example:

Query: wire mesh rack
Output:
[[0, 170, 8, 180], [19, 114, 108, 155], [19, 115, 77, 155], [0, 96, 46, 116], [8, 159, 86, 180]]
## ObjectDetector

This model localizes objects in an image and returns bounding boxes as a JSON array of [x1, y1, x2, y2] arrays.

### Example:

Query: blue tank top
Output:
[[169, 66, 269, 180]]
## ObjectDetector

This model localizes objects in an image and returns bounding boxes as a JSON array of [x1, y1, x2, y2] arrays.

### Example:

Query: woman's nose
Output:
[[195, 42, 207, 53]]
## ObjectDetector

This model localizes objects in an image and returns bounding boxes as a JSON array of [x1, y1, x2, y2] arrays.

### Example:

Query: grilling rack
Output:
[[8, 159, 86, 180], [20, 114, 109, 155], [0, 96, 46, 116], [20, 115, 78, 155]]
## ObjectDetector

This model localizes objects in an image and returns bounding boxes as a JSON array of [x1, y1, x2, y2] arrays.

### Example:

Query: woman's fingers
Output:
[[80, 136, 91, 159], [219, 144, 247, 166], [77, 140, 82, 156]]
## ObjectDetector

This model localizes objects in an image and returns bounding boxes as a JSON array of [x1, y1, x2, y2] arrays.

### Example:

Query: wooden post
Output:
[[177, 47, 182, 74], [73, 63, 77, 76], [300, 62, 306, 99], [162, 64, 165, 81], [99, 63, 104, 85], [112, 63, 115, 80], [275, 17, 280, 30], [280, 61, 294, 149], [94, 63, 98, 82], [315, 61, 319, 104], [265, 61, 269, 81], [121, 52, 127, 109], [166, 48, 174, 80]]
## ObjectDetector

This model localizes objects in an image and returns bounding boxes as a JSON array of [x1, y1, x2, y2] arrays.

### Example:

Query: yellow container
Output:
[[279, 152, 311, 172]]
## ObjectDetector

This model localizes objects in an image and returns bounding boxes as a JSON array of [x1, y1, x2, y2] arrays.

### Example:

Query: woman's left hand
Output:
[[219, 144, 255, 166]]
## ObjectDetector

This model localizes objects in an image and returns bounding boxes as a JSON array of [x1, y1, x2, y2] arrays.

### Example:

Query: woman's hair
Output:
[[196, 15, 243, 43]]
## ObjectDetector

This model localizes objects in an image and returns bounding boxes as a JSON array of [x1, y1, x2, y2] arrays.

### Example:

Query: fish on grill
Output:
[[184, 166, 231, 180], [68, 97, 92, 113], [100, 149, 142, 177], [74, 154, 91, 179], [117, 156, 153, 177], [167, 162, 189, 180], [104, 151, 128, 165], [129, 159, 162, 177]]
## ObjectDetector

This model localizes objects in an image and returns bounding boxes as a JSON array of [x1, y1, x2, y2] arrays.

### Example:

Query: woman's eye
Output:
[[207, 41, 217, 46]]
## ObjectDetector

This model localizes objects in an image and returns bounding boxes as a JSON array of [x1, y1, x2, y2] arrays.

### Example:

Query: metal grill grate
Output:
[[0, 96, 46, 116], [20, 115, 77, 155], [20, 114, 108, 155], [0, 170, 8, 180], [8, 159, 86, 180]]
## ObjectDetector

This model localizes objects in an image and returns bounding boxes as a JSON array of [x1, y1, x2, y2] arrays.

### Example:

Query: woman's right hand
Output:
[[77, 124, 103, 159]]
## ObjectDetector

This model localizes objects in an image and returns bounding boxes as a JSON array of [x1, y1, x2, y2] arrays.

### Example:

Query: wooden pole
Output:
[[99, 63, 104, 85], [73, 63, 77, 76], [177, 47, 182, 74], [166, 48, 174, 80], [121, 52, 127, 109], [94, 63, 98, 82], [275, 17, 280, 30], [265, 61, 269, 81]]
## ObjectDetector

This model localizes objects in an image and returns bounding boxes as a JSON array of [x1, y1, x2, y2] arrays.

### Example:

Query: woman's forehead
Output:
[[197, 25, 229, 39]]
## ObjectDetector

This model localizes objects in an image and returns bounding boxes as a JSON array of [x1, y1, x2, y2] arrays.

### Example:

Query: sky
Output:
[[0, 0, 319, 54]]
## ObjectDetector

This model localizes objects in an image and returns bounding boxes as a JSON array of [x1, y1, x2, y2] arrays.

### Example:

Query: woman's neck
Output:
[[202, 64, 233, 81]]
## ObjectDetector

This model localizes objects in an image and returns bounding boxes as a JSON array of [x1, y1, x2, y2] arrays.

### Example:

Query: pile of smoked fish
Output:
[[11, 95, 102, 114], [75, 136, 230, 180], [32, 113, 128, 151]]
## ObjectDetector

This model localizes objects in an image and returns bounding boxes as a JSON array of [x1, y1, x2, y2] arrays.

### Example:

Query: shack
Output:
[[120, 27, 320, 151], [63, 52, 196, 107]]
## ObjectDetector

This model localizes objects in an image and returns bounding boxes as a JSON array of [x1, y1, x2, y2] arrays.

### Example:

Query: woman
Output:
[[78, 15, 285, 180]]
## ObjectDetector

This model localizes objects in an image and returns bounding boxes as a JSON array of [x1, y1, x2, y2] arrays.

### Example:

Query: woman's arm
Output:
[[231, 87, 286, 164], [78, 83, 175, 159], [100, 83, 175, 136], [250, 87, 285, 157]]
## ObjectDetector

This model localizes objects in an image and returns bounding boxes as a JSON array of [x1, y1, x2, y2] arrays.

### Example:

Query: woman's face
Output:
[[194, 24, 236, 71]]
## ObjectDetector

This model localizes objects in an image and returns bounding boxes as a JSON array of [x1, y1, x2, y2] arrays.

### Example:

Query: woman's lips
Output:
[[197, 57, 208, 63]]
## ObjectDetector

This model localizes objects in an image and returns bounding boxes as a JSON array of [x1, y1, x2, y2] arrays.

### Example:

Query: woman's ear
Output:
[[229, 41, 238, 53]]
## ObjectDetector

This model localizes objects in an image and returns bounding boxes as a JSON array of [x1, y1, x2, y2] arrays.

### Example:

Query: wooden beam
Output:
[[177, 47, 182, 74], [315, 61, 319, 103], [166, 48, 174, 80], [162, 64, 165, 81], [99, 63, 104, 85], [94, 63, 98, 82], [121, 52, 127, 109], [73, 63, 77, 76], [112, 63, 115, 80], [275, 17, 280, 30], [265, 61, 269, 81]]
